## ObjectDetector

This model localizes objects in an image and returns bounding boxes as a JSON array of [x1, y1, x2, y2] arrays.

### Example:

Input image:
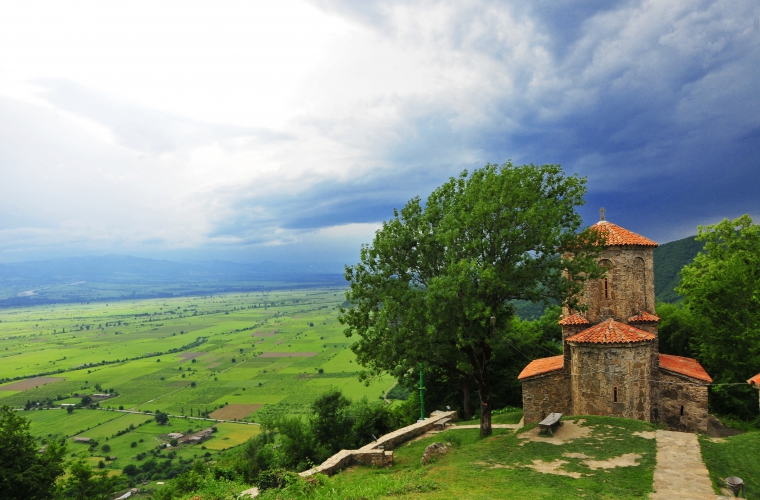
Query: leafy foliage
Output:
[[653, 235, 705, 303], [340, 163, 604, 435], [677, 215, 760, 417], [64, 458, 124, 500], [154, 389, 405, 498], [0, 405, 67, 500], [655, 302, 697, 358]]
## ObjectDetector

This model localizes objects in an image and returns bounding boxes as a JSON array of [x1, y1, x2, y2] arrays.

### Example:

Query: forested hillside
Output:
[[653, 235, 704, 303]]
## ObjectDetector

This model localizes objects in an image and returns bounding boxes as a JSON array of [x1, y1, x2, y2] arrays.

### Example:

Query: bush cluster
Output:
[[154, 389, 408, 498]]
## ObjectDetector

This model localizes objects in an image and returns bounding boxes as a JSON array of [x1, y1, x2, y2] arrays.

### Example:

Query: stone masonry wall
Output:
[[522, 370, 571, 424], [657, 370, 709, 433], [570, 342, 652, 421], [568, 246, 655, 323], [300, 411, 457, 478]]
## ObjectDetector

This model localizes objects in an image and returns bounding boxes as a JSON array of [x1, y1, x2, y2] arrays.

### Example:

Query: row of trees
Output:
[[658, 214, 760, 420]]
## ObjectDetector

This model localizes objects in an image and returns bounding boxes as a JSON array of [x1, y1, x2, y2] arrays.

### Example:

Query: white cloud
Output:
[[0, 0, 758, 261]]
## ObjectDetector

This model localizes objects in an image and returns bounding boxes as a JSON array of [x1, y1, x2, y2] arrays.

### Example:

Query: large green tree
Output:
[[340, 162, 603, 435], [677, 214, 760, 417], [64, 458, 123, 500], [0, 405, 67, 499]]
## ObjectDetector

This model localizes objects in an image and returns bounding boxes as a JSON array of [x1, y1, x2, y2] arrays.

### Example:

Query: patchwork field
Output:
[[0, 288, 393, 473]]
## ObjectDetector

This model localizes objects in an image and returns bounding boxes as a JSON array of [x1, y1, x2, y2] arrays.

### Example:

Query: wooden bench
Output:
[[538, 413, 563, 436], [434, 418, 452, 431]]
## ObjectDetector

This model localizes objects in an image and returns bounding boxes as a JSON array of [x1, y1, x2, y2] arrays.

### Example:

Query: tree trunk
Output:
[[462, 382, 472, 421], [478, 384, 492, 437]]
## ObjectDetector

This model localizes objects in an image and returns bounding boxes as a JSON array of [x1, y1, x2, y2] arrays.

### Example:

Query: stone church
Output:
[[518, 215, 712, 432]]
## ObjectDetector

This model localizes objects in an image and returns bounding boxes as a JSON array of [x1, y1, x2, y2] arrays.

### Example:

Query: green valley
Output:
[[0, 289, 393, 486]]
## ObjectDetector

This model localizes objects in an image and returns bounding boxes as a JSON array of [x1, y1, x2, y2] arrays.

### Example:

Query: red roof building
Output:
[[517, 216, 711, 433], [628, 311, 661, 323], [748, 372, 760, 386], [558, 314, 589, 326], [565, 318, 655, 344], [659, 354, 713, 383], [591, 220, 658, 247], [518, 355, 564, 380]]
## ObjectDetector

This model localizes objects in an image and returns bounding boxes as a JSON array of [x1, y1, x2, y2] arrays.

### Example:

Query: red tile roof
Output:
[[628, 311, 661, 323], [558, 314, 590, 326], [659, 354, 712, 383], [748, 373, 760, 386], [566, 318, 655, 344], [592, 221, 658, 247], [518, 355, 564, 380]]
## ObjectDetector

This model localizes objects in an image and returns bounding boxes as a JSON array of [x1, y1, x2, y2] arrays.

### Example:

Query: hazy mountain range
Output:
[[0, 235, 703, 310]]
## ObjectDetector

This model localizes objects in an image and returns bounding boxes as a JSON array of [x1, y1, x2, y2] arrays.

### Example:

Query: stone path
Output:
[[650, 430, 716, 500]]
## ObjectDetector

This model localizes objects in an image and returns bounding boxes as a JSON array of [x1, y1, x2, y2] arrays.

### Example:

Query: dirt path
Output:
[[650, 430, 716, 500]]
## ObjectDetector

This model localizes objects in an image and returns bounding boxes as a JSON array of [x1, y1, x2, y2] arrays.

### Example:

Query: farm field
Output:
[[0, 288, 393, 474]]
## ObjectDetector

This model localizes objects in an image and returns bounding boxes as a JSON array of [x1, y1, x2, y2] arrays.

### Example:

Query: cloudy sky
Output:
[[1, 0, 758, 264]]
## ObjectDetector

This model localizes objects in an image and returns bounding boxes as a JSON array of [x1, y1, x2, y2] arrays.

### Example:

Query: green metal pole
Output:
[[419, 362, 425, 420]]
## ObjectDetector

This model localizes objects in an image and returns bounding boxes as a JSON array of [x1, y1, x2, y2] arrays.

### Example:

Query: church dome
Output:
[[592, 220, 658, 247]]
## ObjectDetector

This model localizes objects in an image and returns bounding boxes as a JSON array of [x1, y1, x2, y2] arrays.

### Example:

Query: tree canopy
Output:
[[340, 162, 604, 435], [0, 405, 67, 499], [676, 214, 760, 417]]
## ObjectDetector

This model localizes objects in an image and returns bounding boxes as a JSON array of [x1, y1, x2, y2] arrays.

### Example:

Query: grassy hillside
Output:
[[257, 416, 658, 500], [653, 235, 704, 303]]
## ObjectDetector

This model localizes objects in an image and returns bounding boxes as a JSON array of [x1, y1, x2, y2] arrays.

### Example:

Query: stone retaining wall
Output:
[[657, 370, 709, 433], [300, 410, 457, 477], [522, 370, 571, 424]]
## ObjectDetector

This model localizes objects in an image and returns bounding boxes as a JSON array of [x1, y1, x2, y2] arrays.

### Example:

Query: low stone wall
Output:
[[522, 370, 571, 424], [359, 410, 457, 451], [657, 370, 709, 433], [353, 449, 394, 467], [300, 410, 457, 477]]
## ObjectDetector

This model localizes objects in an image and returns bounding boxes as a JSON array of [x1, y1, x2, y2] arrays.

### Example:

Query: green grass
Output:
[[700, 431, 760, 495], [23, 408, 122, 438], [260, 416, 657, 499], [456, 410, 523, 426], [0, 289, 394, 470]]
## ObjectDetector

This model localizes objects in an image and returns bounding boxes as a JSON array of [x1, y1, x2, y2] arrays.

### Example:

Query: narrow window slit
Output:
[[680, 405, 684, 416], [613, 387, 618, 403]]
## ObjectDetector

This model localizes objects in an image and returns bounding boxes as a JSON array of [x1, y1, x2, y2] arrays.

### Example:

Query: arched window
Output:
[[613, 387, 618, 403], [632, 257, 646, 311], [599, 259, 613, 301]]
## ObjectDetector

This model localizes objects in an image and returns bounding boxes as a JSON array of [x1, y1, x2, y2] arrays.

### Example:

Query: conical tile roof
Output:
[[592, 221, 658, 247], [566, 318, 655, 344]]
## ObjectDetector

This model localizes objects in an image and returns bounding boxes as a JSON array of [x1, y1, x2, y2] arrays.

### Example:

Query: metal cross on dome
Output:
[[599, 207, 606, 221]]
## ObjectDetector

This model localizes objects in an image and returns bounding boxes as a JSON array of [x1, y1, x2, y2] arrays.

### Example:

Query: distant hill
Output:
[[0, 236, 704, 310], [0, 256, 346, 307], [653, 235, 705, 303]]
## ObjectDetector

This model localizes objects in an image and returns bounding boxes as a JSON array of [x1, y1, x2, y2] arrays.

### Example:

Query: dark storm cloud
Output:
[[301, 0, 760, 242], [3, 0, 760, 263], [207, 164, 448, 241]]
